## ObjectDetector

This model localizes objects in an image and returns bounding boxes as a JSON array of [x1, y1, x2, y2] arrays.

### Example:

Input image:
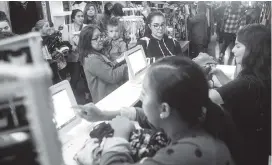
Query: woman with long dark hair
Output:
[[209, 24, 271, 165], [100, 2, 113, 31], [78, 25, 128, 103], [75, 56, 244, 165], [137, 11, 182, 59], [62, 10, 84, 89], [83, 3, 101, 26]]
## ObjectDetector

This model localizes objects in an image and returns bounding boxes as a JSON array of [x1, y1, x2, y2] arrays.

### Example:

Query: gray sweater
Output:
[[83, 53, 128, 103]]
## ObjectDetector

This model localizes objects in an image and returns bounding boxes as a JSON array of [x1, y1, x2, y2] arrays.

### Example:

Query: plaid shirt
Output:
[[223, 6, 246, 34]]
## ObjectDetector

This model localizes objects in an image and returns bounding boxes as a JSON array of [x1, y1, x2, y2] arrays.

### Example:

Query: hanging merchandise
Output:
[[259, 1, 271, 27], [120, 7, 145, 44], [170, 3, 193, 41]]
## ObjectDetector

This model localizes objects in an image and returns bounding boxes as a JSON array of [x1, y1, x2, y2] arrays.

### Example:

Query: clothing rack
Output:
[[259, 1, 271, 27], [120, 15, 145, 43], [170, 3, 191, 41]]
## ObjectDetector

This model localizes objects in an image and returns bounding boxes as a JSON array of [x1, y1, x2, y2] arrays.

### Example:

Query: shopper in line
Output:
[[188, 1, 209, 58], [62, 10, 85, 91], [78, 25, 128, 103], [214, 2, 227, 44], [100, 2, 113, 31], [111, 3, 125, 19], [32, 20, 65, 84], [75, 56, 243, 165], [209, 24, 271, 165], [137, 11, 182, 59], [0, 11, 12, 33], [219, 1, 246, 64], [83, 3, 102, 27]]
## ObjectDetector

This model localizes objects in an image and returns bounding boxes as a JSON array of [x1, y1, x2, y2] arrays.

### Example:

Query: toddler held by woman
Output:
[[104, 17, 127, 62]]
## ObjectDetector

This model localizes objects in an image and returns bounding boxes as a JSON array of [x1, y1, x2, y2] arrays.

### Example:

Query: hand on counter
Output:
[[193, 52, 217, 67]]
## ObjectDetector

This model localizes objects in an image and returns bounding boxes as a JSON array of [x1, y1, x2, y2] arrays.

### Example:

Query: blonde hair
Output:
[[32, 19, 48, 32]]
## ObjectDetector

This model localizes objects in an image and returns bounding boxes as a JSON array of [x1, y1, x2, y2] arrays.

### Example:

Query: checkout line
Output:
[[56, 60, 236, 165]]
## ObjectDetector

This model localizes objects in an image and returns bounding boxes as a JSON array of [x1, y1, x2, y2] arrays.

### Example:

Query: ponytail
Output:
[[203, 99, 245, 165]]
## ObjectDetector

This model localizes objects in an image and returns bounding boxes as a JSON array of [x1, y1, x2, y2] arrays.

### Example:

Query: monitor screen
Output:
[[127, 49, 146, 75], [51, 90, 75, 129]]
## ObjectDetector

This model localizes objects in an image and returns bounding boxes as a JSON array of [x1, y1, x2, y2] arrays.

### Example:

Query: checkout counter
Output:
[[61, 79, 143, 165], [61, 64, 236, 165]]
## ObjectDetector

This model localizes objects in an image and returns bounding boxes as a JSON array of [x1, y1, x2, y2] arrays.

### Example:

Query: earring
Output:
[[160, 113, 165, 119]]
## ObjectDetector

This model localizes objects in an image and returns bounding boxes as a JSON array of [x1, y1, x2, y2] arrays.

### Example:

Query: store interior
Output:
[[0, 1, 271, 165]]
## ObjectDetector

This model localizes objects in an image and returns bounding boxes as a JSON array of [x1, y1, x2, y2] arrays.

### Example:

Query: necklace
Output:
[[157, 38, 174, 57], [162, 39, 174, 56], [157, 40, 166, 57]]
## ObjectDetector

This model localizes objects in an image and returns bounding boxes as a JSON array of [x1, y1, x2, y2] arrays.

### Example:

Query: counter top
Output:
[[61, 63, 235, 165]]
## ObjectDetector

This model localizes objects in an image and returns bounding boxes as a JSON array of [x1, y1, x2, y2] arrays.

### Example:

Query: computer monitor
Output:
[[124, 45, 148, 79], [49, 80, 81, 143]]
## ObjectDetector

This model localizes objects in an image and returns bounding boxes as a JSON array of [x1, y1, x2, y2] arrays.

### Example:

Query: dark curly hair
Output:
[[71, 9, 83, 23], [106, 17, 120, 27], [104, 2, 113, 17], [78, 25, 101, 65], [111, 3, 124, 17], [0, 11, 8, 22]]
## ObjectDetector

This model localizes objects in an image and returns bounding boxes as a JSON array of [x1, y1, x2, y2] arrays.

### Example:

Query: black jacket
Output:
[[136, 34, 183, 59], [9, 2, 42, 34]]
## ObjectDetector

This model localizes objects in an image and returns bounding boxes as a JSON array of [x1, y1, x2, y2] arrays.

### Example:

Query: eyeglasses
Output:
[[151, 23, 166, 30], [91, 33, 106, 41]]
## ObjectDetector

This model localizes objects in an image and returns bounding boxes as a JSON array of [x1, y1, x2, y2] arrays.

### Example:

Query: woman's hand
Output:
[[73, 103, 106, 122], [209, 66, 220, 75], [193, 53, 217, 67], [110, 116, 135, 140]]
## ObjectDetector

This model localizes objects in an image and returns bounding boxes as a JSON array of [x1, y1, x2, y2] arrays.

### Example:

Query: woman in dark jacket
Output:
[[188, 2, 208, 58], [137, 11, 182, 59]]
